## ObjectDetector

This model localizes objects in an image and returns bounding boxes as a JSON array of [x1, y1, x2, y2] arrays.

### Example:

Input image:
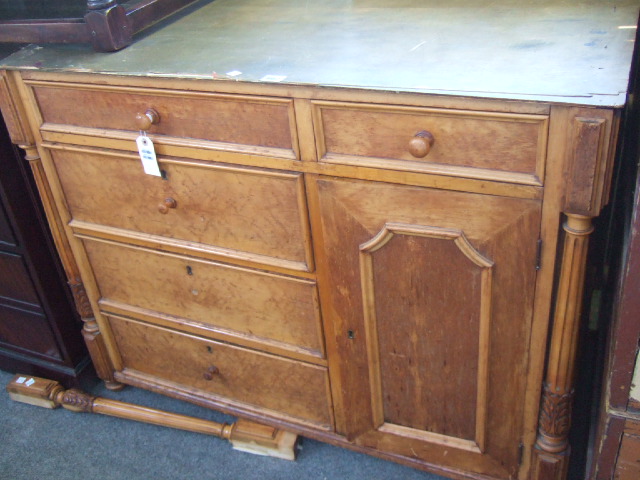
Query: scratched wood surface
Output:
[[1, 0, 638, 106]]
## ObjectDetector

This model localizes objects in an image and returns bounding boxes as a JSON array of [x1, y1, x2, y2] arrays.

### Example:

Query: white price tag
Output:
[[136, 135, 161, 176], [25, 378, 35, 387]]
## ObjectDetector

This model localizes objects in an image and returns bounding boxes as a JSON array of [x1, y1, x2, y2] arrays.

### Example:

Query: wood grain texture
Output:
[[313, 101, 547, 185], [81, 238, 324, 358], [107, 315, 334, 429], [311, 176, 541, 477], [0, 71, 31, 145], [31, 82, 296, 152], [0, 71, 120, 390], [563, 109, 616, 217], [532, 214, 594, 479], [614, 419, 640, 480], [48, 148, 313, 270], [0, 41, 629, 478], [39, 135, 543, 200], [360, 224, 492, 450]]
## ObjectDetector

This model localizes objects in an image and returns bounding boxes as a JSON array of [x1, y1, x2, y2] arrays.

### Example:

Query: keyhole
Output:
[[186, 265, 193, 275], [207, 346, 213, 353], [160, 169, 168, 180], [347, 330, 355, 339]]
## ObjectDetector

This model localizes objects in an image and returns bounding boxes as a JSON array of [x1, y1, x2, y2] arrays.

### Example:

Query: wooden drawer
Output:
[[49, 147, 313, 272], [82, 238, 324, 360], [107, 315, 333, 429], [30, 82, 297, 157], [312, 101, 548, 185], [0, 251, 40, 305]]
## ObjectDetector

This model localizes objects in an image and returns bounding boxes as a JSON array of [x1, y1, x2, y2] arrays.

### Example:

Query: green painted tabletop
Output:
[[2, 0, 639, 106]]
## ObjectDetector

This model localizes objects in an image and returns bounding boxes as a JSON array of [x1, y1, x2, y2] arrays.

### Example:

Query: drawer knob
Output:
[[135, 108, 160, 131], [408, 130, 435, 158], [203, 366, 220, 380], [158, 197, 177, 214]]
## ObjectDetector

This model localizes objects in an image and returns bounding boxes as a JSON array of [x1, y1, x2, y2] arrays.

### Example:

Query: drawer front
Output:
[[0, 251, 40, 306], [0, 304, 61, 360], [313, 101, 548, 184], [50, 148, 313, 271], [31, 83, 296, 154], [107, 315, 333, 429], [84, 238, 324, 358]]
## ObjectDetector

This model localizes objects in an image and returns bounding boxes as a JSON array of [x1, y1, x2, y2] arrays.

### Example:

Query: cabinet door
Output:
[[311, 177, 542, 478]]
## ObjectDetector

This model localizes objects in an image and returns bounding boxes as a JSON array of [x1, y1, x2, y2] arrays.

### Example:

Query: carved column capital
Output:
[[55, 389, 96, 413], [68, 278, 95, 320], [537, 383, 574, 453]]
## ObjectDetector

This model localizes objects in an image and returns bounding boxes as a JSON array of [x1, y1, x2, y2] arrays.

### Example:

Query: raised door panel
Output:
[[311, 177, 541, 478], [361, 224, 492, 452]]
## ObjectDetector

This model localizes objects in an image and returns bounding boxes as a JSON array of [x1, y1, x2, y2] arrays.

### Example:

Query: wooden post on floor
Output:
[[6, 374, 298, 461]]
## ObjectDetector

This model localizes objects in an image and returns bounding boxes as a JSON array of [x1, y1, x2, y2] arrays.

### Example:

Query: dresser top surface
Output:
[[2, 0, 639, 106]]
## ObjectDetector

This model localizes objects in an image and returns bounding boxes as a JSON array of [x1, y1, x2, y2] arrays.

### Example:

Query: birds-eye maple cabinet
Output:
[[0, 1, 638, 479]]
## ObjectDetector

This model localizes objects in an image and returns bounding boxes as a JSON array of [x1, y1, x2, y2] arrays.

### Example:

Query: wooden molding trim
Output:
[[563, 109, 616, 217], [359, 222, 493, 453], [0, 71, 31, 145]]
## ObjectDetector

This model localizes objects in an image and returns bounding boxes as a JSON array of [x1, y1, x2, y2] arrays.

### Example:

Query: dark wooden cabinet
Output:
[[0, 0, 204, 52], [0, 117, 90, 386]]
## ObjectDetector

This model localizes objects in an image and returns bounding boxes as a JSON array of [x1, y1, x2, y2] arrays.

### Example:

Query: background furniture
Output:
[[0, 0, 204, 51], [587, 39, 640, 478], [0, 113, 90, 386], [1, 2, 639, 479]]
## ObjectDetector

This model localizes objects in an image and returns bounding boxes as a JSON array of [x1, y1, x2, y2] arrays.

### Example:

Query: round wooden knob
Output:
[[158, 197, 177, 214], [203, 366, 220, 380], [135, 108, 160, 131], [408, 130, 435, 158]]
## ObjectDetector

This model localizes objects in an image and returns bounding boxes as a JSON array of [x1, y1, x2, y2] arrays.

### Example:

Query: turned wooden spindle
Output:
[[135, 108, 160, 131], [408, 130, 435, 158], [531, 109, 615, 480], [6, 374, 298, 460]]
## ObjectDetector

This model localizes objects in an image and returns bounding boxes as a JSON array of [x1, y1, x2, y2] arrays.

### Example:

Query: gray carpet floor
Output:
[[0, 368, 444, 480]]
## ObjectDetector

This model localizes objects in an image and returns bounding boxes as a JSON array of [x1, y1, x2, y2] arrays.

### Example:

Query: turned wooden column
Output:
[[532, 214, 593, 479], [531, 109, 618, 479], [20, 144, 122, 391]]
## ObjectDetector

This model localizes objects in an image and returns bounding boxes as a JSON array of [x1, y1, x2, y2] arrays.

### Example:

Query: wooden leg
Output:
[[531, 214, 593, 480], [69, 277, 124, 391], [6, 374, 298, 461]]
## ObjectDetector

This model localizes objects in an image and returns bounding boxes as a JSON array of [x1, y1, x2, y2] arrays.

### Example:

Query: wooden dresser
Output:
[[0, 1, 638, 479]]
